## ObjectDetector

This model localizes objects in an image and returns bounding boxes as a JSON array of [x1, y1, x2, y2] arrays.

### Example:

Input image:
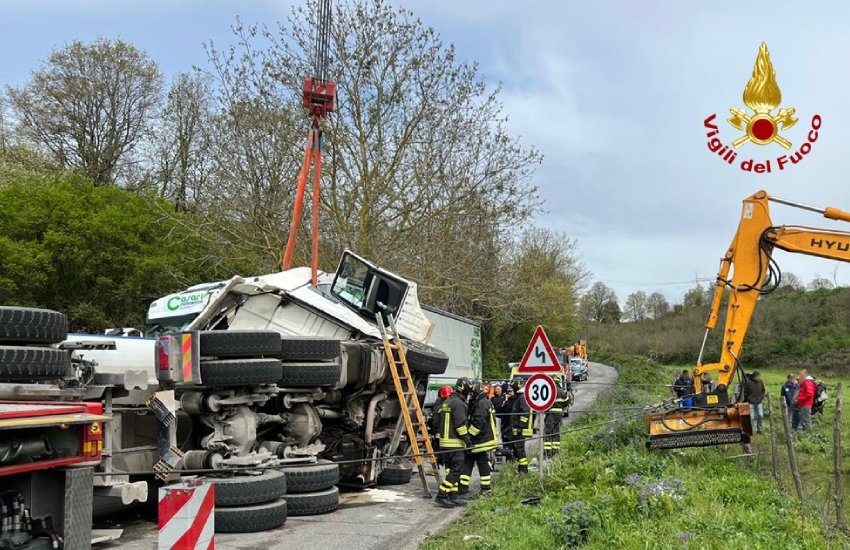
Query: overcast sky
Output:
[[2, 0, 849, 302]]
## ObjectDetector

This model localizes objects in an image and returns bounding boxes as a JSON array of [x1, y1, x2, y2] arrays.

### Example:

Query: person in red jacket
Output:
[[795, 370, 817, 432]]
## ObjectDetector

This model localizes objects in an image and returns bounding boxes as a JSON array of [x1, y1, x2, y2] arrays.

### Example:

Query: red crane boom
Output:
[[282, 0, 336, 286]]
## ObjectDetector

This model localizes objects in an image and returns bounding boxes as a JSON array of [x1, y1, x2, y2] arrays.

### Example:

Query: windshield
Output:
[[332, 253, 369, 310], [145, 314, 198, 338]]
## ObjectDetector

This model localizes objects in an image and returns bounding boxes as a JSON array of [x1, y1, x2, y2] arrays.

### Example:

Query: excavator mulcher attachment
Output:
[[647, 403, 752, 450]]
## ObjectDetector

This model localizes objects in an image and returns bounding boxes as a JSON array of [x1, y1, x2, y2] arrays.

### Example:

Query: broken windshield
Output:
[[332, 253, 369, 310]]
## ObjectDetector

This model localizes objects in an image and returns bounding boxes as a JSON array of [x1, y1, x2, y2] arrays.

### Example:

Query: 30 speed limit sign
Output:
[[524, 374, 557, 412]]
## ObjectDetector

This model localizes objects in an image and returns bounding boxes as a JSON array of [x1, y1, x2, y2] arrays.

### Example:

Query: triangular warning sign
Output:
[[517, 326, 561, 373]]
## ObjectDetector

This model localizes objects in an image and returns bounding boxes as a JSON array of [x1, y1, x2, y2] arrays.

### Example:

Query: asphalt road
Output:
[[102, 362, 618, 549]]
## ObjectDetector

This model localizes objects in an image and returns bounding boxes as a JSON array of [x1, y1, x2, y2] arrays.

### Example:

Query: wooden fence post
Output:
[[834, 382, 846, 530], [781, 397, 806, 500], [767, 392, 779, 482]]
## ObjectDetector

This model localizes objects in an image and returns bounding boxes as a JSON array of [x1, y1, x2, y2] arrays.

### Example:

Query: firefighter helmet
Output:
[[438, 385, 453, 399], [455, 377, 473, 395]]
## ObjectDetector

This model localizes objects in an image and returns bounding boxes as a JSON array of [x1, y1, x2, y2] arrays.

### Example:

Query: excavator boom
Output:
[[648, 190, 850, 450]]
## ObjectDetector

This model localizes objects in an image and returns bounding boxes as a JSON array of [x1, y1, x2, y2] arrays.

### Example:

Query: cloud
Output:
[[2, 0, 849, 299]]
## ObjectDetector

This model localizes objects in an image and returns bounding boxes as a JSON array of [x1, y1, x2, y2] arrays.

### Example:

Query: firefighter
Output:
[[499, 383, 516, 459], [458, 381, 498, 496], [510, 379, 532, 473], [435, 378, 472, 508], [544, 376, 569, 459], [430, 385, 454, 467]]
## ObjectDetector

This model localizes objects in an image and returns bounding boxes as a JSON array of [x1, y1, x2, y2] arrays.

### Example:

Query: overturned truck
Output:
[[148, 250, 449, 484]]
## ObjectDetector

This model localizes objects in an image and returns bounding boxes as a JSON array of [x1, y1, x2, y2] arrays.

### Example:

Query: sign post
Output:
[[537, 411, 546, 480], [525, 373, 557, 477], [517, 326, 561, 476]]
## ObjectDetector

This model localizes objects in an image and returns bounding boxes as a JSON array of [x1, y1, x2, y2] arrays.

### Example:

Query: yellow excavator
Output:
[[647, 189, 850, 449]]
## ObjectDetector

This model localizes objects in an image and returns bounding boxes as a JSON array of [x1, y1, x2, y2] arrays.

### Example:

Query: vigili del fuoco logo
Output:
[[704, 42, 821, 174]]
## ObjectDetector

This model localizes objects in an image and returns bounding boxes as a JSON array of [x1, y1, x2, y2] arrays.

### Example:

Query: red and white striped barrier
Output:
[[158, 479, 215, 549]]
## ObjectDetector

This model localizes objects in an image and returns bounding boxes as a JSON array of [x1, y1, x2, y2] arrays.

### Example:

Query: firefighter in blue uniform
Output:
[[458, 381, 499, 496], [434, 378, 472, 508]]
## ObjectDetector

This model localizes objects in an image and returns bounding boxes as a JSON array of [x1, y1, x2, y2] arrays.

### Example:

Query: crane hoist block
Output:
[[302, 77, 336, 119]]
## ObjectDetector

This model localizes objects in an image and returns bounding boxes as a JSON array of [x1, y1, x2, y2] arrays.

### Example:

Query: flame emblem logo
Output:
[[727, 43, 798, 149]]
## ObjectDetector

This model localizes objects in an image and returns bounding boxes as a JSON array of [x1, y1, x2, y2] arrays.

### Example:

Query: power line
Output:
[[596, 277, 713, 287]]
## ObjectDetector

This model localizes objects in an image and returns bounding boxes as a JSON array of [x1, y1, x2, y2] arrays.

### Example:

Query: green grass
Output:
[[664, 363, 850, 527], [422, 355, 850, 549]]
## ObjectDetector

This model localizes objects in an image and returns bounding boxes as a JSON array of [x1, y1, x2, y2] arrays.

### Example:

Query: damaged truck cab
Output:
[[148, 251, 449, 484]]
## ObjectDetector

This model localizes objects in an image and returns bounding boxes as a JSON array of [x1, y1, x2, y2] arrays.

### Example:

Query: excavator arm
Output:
[[648, 190, 850, 450]]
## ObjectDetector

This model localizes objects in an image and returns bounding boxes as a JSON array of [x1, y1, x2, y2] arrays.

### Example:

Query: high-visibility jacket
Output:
[[550, 387, 569, 415], [467, 394, 498, 453], [437, 393, 469, 449], [430, 396, 445, 434], [511, 392, 533, 437]]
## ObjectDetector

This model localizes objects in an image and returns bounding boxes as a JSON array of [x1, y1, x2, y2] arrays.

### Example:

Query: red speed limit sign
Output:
[[524, 374, 557, 412]]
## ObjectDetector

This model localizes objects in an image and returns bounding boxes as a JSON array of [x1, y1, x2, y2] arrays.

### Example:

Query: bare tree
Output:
[[779, 272, 805, 292], [624, 291, 649, 322], [647, 291, 670, 319], [7, 39, 162, 185], [185, 2, 540, 280], [154, 73, 213, 211], [809, 277, 834, 291]]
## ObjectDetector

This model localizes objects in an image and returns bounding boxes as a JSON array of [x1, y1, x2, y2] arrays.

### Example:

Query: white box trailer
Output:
[[421, 305, 482, 404]]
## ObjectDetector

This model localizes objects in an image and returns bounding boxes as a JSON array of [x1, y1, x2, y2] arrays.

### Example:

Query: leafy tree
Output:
[[647, 291, 670, 319], [624, 291, 649, 322], [496, 229, 587, 365], [682, 284, 707, 308], [580, 282, 619, 324], [0, 173, 224, 330], [7, 39, 162, 185], [601, 300, 622, 324]]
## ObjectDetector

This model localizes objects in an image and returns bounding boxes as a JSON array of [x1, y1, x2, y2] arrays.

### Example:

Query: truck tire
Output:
[[214, 499, 287, 533], [280, 460, 339, 493], [0, 307, 68, 344], [280, 337, 340, 362], [0, 346, 71, 380], [377, 464, 413, 486], [284, 486, 339, 516], [403, 341, 449, 375], [278, 362, 342, 387], [199, 331, 281, 358], [199, 358, 282, 387], [209, 470, 287, 507]]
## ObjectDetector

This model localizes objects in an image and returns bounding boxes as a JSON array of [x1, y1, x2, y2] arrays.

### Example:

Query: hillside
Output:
[[584, 286, 850, 376]]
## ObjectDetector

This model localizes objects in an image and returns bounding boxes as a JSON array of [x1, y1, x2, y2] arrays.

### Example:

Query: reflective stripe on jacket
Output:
[[511, 393, 533, 437], [550, 387, 569, 413], [437, 394, 468, 448], [468, 394, 498, 453]]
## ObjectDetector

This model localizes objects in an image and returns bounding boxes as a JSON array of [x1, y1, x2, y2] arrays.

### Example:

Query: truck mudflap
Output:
[[646, 402, 752, 450]]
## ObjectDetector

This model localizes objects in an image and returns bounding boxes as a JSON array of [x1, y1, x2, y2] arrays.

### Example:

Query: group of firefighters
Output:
[[429, 376, 571, 508]]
